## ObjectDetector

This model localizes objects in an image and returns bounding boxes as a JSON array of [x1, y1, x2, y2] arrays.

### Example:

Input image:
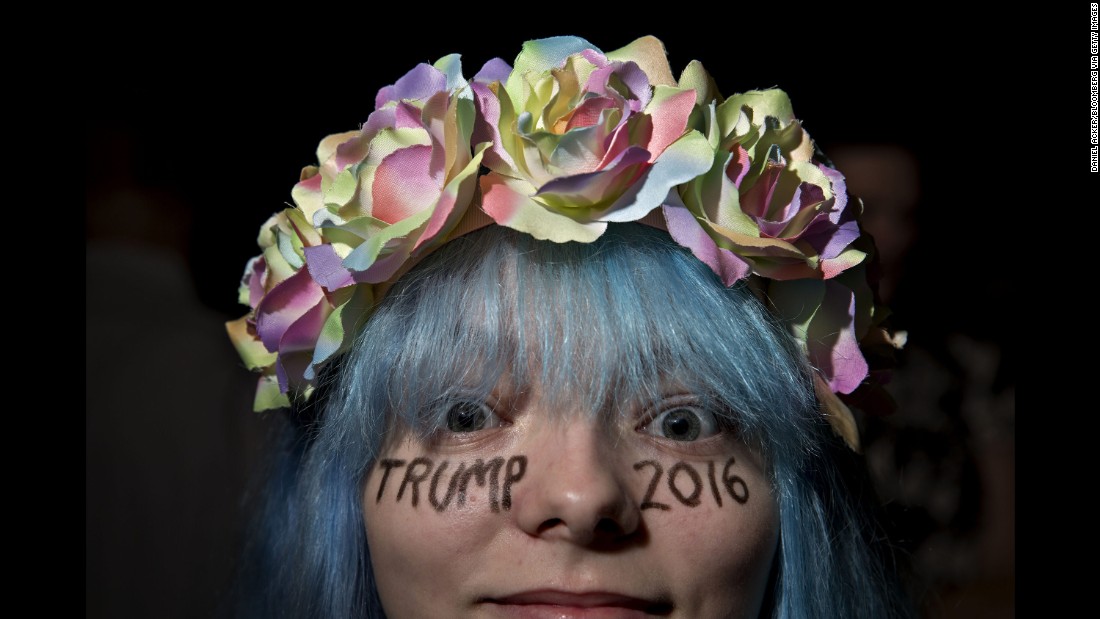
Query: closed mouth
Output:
[[483, 590, 673, 616]]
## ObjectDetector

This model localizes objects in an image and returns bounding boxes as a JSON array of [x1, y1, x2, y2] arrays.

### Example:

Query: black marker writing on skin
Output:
[[667, 462, 703, 507], [376, 459, 406, 503], [502, 455, 526, 511], [707, 460, 723, 507], [429, 460, 459, 512], [376, 455, 745, 511], [396, 457, 432, 507], [633, 456, 748, 509], [723, 456, 749, 504], [376, 455, 527, 513], [457, 457, 505, 511], [633, 460, 671, 511]]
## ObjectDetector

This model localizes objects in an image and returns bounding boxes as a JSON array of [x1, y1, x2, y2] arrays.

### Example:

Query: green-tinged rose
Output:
[[472, 36, 713, 243], [661, 86, 877, 402], [294, 55, 487, 288], [227, 54, 494, 410], [225, 207, 336, 410]]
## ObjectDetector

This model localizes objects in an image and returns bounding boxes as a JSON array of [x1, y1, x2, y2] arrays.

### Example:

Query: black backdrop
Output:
[[88, 11, 1017, 618]]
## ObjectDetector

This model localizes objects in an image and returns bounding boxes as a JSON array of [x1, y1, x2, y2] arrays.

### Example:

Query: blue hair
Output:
[[226, 223, 913, 619]]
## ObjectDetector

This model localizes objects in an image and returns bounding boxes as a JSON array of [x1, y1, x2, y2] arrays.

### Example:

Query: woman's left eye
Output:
[[640, 406, 720, 442]]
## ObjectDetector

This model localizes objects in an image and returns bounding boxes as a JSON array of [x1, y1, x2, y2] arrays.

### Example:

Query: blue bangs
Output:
[[322, 222, 818, 466]]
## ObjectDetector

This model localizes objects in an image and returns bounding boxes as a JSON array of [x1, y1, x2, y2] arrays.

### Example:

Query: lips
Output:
[[483, 590, 672, 618]]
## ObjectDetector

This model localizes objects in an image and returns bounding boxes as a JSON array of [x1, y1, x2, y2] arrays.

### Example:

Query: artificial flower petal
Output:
[[303, 244, 356, 291], [371, 145, 441, 224], [600, 130, 712, 223], [806, 280, 869, 395], [432, 53, 468, 92], [375, 62, 448, 108], [306, 285, 374, 381], [414, 146, 486, 251], [291, 168, 324, 221], [254, 269, 326, 353], [253, 374, 291, 412], [663, 202, 752, 286], [814, 373, 860, 452], [481, 173, 607, 243], [474, 57, 512, 84], [279, 296, 330, 354], [341, 207, 433, 281], [677, 59, 723, 107], [535, 146, 650, 210], [226, 316, 277, 370], [605, 35, 677, 87], [643, 86, 696, 161], [245, 256, 266, 307]]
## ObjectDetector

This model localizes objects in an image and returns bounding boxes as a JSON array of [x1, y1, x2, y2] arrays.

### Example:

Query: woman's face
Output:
[[363, 383, 779, 618]]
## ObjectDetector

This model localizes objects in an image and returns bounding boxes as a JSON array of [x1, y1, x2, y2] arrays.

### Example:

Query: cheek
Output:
[[638, 456, 779, 616], [660, 504, 778, 618], [363, 491, 490, 583], [361, 455, 518, 613], [660, 494, 778, 580]]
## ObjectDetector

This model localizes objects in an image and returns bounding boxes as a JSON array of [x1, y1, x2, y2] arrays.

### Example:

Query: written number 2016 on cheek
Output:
[[634, 457, 749, 509]]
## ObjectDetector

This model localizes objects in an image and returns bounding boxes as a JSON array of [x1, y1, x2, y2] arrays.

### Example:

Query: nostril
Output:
[[594, 517, 624, 536], [535, 516, 628, 540], [536, 518, 564, 535]]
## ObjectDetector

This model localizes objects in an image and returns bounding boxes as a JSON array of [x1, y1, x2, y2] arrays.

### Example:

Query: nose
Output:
[[513, 419, 640, 546]]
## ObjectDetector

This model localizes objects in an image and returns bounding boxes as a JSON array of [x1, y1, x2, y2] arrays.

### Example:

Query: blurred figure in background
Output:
[[831, 144, 1014, 619], [86, 122, 263, 619]]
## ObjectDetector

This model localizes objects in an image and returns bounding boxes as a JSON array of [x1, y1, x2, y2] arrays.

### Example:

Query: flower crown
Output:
[[226, 35, 904, 450]]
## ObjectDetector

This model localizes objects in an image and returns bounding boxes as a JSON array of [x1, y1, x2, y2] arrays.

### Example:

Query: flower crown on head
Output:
[[226, 35, 905, 451]]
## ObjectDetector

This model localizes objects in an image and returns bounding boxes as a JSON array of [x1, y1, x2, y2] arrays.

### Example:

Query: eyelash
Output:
[[638, 404, 721, 442], [448, 401, 503, 432], [424, 397, 508, 435], [422, 395, 731, 450]]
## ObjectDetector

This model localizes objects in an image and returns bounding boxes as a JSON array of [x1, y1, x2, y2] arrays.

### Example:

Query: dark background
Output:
[[87, 11, 1017, 618]]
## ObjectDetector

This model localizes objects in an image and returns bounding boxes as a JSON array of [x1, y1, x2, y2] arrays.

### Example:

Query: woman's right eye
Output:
[[444, 401, 502, 432]]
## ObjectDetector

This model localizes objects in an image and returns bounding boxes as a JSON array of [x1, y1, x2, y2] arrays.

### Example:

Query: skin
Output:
[[363, 386, 779, 619]]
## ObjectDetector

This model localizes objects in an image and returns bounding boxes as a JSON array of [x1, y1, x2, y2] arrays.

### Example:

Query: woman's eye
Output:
[[444, 401, 502, 433], [642, 407, 720, 442]]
